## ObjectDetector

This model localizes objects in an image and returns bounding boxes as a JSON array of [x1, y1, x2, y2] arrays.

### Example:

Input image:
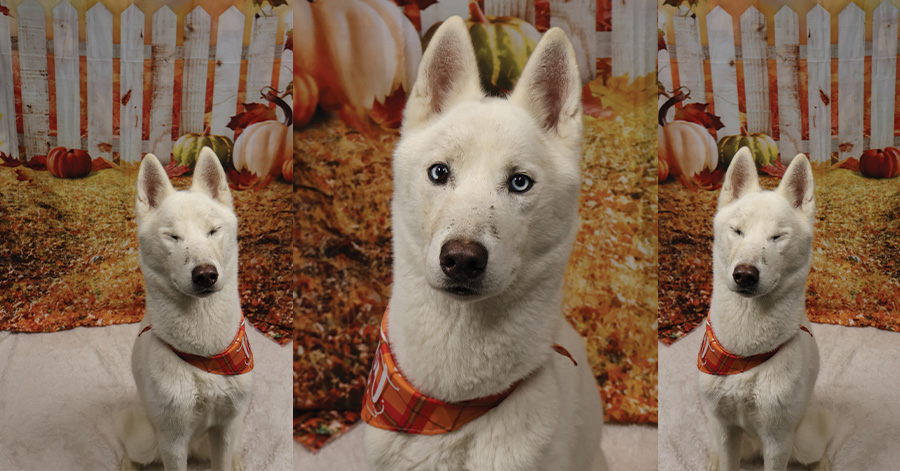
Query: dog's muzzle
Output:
[[439, 240, 487, 295]]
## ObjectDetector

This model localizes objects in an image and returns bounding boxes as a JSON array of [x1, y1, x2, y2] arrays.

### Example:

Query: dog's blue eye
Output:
[[509, 174, 533, 193], [428, 164, 450, 184]]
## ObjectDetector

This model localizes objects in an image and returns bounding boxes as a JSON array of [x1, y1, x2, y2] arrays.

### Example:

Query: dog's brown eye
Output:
[[428, 164, 450, 184]]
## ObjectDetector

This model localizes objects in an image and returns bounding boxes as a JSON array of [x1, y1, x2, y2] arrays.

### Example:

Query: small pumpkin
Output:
[[657, 92, 718, 178], [859, 147, 900, 179], [233, 92, 292, 178], [173, 129, 233, 169], [295, 71, 318, 128], [47, 146, 92, 178], [718, 128, 778, 169], [282, 158, 293, 182], [423, 3, 541, 96], [659, 158, 669, 183]]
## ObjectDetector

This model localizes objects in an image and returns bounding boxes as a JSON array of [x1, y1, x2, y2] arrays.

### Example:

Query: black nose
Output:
[[192, 264, 218, 288], [733, 264, 759, 288], [440, 240, 488, 280]]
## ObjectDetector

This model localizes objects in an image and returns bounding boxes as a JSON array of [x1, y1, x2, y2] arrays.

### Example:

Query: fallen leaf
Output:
[[369, 88, 407, 129], [163, 160, 192, 178], [24, 155, 47, 171], [14, 168, 32, 182], [91, 157, 117, 172], [227, 103, 277, 133], [833, 156, 860, 172], [673, 103, 725, 133], [759, 160, 788, 178], [1, 151, 20, 167], [0, 5, 9, 16]]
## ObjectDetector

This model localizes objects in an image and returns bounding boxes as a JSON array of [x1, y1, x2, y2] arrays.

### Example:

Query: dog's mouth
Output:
[[442, 285, 480, 297]]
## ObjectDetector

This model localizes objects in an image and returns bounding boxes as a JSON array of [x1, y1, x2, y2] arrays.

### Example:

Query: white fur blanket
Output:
[[0, 324, 292, 470], [659, 323, 900, 470]]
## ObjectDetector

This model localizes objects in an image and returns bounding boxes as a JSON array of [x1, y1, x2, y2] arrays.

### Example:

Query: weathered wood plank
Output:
[[420, 0, 468, 35], [658, 12, 674, 122], [706, 6, 739, 138], [149, 6, 176, 163], [245, 5, 279, 105], [549, 0, 597, 82], [87, 3, 113, 160], [740, 6, 770, 135], [52, 1, 80, 150], [0, 3, 18, 158], [672, 5, 704, 104], [483, 0, 534, 24], [277, 11, 293, 124], [18, 0, 51, 158], [838, 3, 864, 160], [871, 2, 898, 150], [806, 5, 831, 163], [210, 6, 245, 138], [120, 4, 144, 162], [612, 0, 654, 80], [181, 6, 210, 135], [774, 6, 801, 163]]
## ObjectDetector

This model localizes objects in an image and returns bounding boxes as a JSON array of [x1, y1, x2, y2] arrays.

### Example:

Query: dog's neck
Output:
[[708, 274, 808, 357], [387, 268, 565, 403], [144, 279, 243, 357]]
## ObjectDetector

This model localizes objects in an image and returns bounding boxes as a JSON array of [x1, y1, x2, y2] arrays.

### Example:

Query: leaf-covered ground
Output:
[[659, 167, 900, 345], [295, 84, 658, 450], [0, 165, 292, 344]]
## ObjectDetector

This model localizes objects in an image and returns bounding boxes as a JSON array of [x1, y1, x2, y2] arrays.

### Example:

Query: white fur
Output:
[[364, 17, 606, 471], [118, 149, 252, 471], [699, 148, 834, 471]]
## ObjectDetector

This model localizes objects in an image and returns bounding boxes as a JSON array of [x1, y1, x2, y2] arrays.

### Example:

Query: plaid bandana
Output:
[[698, 317, 812, 375], [139, 317, 254, 376]]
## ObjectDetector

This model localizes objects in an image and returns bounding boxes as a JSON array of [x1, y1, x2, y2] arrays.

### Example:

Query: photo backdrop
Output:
[[296, 0, 657, 452], [658, 0, 900, 344], [0, 0, 293, 344]]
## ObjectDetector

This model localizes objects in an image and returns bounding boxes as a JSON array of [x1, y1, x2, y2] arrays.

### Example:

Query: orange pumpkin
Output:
[[282, 158, 293, 182], [295, 71, 318, 128], [659, 159, 669, 183], [297, 0, 421, 113], [658, 92, 718, 178], [47, 146, 92, 178], [859, 147, 900, 179], [233, 93, 292, 178]]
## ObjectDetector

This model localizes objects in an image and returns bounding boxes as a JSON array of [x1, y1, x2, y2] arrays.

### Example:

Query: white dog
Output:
[[361, 16, 607, 471], [699, 148, 833, 471], [118, 148, 253, 471]]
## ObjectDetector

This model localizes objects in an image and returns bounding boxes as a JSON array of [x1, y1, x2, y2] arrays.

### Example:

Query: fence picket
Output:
[[277, 11, 293, 123], [658, 12, 674, 122], [120, 5, 144, 162], [549, 0, 596, 82], [210, 6, 245, 138], [807, 5, 831, 163], [740, 7, 771, 135], [18, 0, 51, 158], [483, 0, 533, 24], [871, 2, 898, 150], [838, 3, 864, 160], [672, 5, 704, 104], [774, 7, 801, 162], [181, 6, 210, 135], [52, 1, 80, 150], [0, 2, 19, 159], [245, 5, 279, 105], [707, 6, 739, 138], [149, 7, 176, 164], [87, 3, 113, 160], [612, 0, 653, 80], [420, 1, 468, 35]]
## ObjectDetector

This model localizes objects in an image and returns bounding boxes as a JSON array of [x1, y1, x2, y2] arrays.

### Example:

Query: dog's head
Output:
[[135, 148, 238, 298], [391, 17, 583, 301], [713, 147, 816, 298]]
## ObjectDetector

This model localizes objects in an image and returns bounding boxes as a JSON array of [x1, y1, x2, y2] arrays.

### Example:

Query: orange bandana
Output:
[[361, 311, 576, 435], [139, 317, 254, 375], [698, 318, 812, 375]]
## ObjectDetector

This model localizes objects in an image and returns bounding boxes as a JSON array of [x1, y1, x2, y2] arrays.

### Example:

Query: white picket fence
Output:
[[659, 2, 900, 163], [418, 0, 656, 85], [0, 0, 293, 163]]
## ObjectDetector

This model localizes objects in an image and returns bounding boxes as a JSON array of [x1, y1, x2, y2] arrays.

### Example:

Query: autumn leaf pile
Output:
[[659, 167, 900, 345], [294, 72, 658, 451], [0, 165, 292, 344]]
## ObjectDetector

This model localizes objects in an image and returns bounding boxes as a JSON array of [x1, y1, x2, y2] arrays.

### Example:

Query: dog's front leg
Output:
[[707, 419, 742, 471], [157, 429, 191, 471], [209, 423, 243, 471], [759, 429, 792, 471]]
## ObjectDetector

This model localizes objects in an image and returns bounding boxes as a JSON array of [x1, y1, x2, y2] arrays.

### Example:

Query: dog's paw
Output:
[[705, 451, 719, 471], [231, 451, 244, 471], [119, 452, 141, 471], [810, 454, 831, 471]]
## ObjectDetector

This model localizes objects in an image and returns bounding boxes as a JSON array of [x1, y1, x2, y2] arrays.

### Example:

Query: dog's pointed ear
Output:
[[718, 147, 761, 208], [776, 153, 815, 218], [402, 16, 483, 130], [191, 147, 233, 208], [510, 28, 582, 149], [136, 153, 174, 217]]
